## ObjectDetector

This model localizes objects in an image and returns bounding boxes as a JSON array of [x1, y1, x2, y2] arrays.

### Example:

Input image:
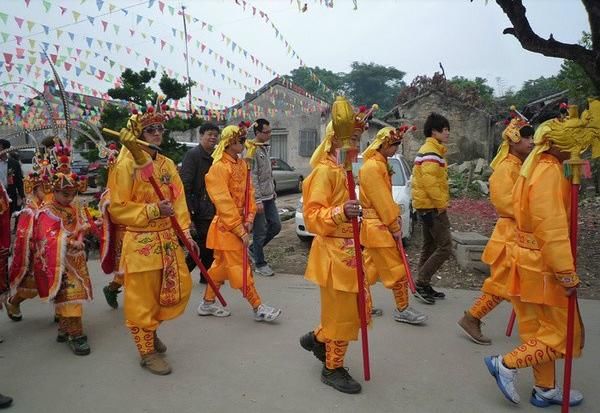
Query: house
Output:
[[382, 90, 495, 163], [225, 77, 330, 176]]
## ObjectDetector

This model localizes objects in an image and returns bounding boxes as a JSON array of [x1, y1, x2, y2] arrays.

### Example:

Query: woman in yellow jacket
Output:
[[458, 117, 533, 345], [359, 126, 427, 325], [411, 112, 451, 304]]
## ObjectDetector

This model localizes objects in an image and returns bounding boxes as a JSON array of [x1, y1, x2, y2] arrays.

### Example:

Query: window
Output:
[[299, 128, 318, 157], [270, 131, 288, 162]]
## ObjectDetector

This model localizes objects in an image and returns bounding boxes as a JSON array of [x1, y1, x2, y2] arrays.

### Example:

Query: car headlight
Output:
[[296, 200, 303, 213]]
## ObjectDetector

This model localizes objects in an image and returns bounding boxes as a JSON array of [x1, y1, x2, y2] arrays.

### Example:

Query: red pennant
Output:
[[101, 20, 108, 31], [60, 6, 67, 15], [64, 62, 72, 71], [160, 40, 166, 50], [14, 35, 23, 45], [159, 1, 164, 12], [49, 54, 57, 64], [96, 70, 105, 80], [144, 57, 150, 66], [24, 0, 31, 7], [14, 17, 24, 28], [3, 53, 13, 64]]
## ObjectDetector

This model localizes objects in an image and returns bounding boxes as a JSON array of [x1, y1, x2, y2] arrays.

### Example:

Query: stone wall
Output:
[[390, 91, 494, 164]]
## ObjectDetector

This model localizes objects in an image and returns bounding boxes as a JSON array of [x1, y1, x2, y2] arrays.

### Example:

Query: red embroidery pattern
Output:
[[503, 338, 561, 369], [325, 340, 349, 369], [469, 293, 503, 319], [392, 279, 409, 310], [129, 326, 155, 355]]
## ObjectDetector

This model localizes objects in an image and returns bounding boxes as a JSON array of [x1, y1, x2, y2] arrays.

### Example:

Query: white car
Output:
[[295, 154, 414, 243]]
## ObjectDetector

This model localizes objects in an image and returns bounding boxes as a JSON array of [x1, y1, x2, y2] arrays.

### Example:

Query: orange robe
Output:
[[359, 152, 405, 287], [480, 153, 521, 299], [303, 156, 369, 341], [109, 151, 192, 330], [508, 154, 583, 356], [205, 152, 256, 288]]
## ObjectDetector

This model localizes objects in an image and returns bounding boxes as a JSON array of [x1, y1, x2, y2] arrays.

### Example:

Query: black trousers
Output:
[[185, 217, 214, 284]]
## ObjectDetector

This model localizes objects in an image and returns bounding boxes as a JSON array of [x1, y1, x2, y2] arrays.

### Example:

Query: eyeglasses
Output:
[[144, 125, 165, 134]]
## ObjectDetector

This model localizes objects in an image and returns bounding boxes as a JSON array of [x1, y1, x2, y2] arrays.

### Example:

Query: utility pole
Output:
[[181, 4, 194, 141]]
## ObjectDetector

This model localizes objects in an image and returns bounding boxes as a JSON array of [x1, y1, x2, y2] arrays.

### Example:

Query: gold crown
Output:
[[23, 149, 52, 195], [49, 141, 87, 192], [385, 124, 416, 145], [502, 107, 530, 143], [128, 97, 170, 137]]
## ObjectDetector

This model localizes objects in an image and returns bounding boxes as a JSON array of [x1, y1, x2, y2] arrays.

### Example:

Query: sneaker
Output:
[[255, 264, 274, 277], [103, 285, 121, 309], [414, 286, 435, 305], [424, 284, 445, 299], [299, 331, 326, 362], [458, 311, 492, 345], [0, 393, 13, 409], [4, 298, 23, 322], [196, 300, 231, 317], [68, 335, 91, 356], [393, 306, 427, 325], [321, 366, 362, 394], [530, 386, 583, 407], [371, 307, 384, 317], [254, 303, 281, 322], [154, 332, 167, 354], [484, 355, 519, 404], [140, 352, 172, 375]]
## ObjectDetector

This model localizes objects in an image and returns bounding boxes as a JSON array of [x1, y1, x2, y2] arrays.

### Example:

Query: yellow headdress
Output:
[[362, 125, 416, 160], [212, 122, 250, 163], [49, 140, 87, 192], [23, 148, 52, 195], [126, 96, 170, 138], [490, 106, 530, 170], [521, 100, 600, 178]]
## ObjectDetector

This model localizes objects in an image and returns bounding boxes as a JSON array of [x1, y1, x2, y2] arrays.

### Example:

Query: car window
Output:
[[352, 158, 406, 186], [400, 157, 412, 178], [271, 158, 292, 171]]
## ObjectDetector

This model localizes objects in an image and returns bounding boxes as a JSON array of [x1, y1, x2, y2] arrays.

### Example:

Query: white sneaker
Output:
[[393, 306, 427, 324], [484, 355, 520, 404], [255, 264, 274, 277], [196, 300, 231, 317], [254, 303, 281, 322], [530, 386, 583, 407]]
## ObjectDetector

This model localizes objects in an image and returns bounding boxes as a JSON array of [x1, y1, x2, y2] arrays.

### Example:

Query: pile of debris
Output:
[[448, 158, 492, 198]]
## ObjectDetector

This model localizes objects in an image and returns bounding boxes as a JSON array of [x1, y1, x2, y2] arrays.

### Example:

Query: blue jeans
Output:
[[250, 198, 281, 267]]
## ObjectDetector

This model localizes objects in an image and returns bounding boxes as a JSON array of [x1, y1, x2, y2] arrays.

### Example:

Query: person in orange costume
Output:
[[458, 115, 533, 345], [197, 124, 282, 322], [484, 104, 593, 407], [98, 144, 127, 310], [299, 97, 370, 395], [359, 126, 427, 325], [110, 102, 195, 375], [4, 149, 53, 321], [33, 141, 93, 356]]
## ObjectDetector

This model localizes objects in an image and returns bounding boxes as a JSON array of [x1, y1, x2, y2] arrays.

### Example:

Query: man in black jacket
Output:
[[0, 139, 25, 215], [180, 123, 220, 284]]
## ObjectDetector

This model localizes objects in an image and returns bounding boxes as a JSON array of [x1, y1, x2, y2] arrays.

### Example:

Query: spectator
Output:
[[180, 123, 220, 283], [0, 139, 25, 214], [249, 119, 281, 277]]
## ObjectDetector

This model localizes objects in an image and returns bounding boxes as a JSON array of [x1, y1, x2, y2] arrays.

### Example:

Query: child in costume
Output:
[[458, 112, 533, 345], [197, 124, 282, 322]]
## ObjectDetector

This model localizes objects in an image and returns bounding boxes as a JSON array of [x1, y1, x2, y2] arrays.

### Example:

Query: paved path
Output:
[[1, 261, 598, 412]]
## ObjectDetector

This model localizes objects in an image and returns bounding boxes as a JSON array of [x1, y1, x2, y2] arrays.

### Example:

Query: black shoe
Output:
[[103, 285, 120, 309], [57, 331, 68, 343], [414, 286, 435, 305], [299, 331, 326, 362], [321, 367, 362, 394], [423, 284, 445, 299], [68, 335, 91, 356], [0, 393, 13, 409]]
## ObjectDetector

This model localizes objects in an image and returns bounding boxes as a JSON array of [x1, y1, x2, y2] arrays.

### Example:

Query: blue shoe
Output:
[[530, 386, 583, 408], [484, 355, 520, 404]]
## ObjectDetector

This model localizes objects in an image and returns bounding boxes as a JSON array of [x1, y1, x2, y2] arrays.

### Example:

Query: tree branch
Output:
[[581, 0, 600, 51], [496, 0, 590, 60]]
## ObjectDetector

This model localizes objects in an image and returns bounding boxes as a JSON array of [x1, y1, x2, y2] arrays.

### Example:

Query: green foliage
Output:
[[107, 68, 157, 106], [344, 62, 406, 112], [159, 72, 196, 101], [165, 115, 203, 131], [284, 66, 344, 102], [504, 76, 563, 108], [448, 76, 494, 106], [99, 104, 130, 132], [557, 32, 598, 106]]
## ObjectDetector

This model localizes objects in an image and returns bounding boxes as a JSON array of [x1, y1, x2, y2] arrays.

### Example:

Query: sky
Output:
[[0, 0, 591, 111]]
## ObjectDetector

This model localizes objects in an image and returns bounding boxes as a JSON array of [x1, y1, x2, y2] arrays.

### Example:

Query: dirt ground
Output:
[[267, 195, 600, 300]]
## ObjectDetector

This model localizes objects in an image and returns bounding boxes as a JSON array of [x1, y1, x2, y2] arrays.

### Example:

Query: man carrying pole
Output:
[[458, 110, 533, 345], [299, 97, 371, 394], [484, 100, 600, 408], [360, 126, 427, 325]]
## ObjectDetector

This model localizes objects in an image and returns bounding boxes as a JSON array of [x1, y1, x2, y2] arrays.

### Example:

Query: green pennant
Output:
[[56, 29, 63, 39], [26, 20, 35, 32], [115, 44, 121, 52], [42, 0, 51, 12], [113, 24, 119, 35], [0, 12, 7, 24], [0, 32, 8, 42], [29, 38, 36, 48], [67, 47, 73, 55]]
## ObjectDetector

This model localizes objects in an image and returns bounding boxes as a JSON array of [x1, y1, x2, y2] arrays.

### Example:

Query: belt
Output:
[[329, 223, 354, 238], [361, 208, 379, 219], [126, 218, 173, 233], [516, 230, 540, 250]]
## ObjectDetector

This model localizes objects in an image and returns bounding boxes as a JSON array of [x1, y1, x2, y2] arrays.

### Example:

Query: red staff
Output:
[[239, 121, 252, 298], [396, 239, 417, 294], [103, 127, 227, 307], [83, 206, 102, 239]]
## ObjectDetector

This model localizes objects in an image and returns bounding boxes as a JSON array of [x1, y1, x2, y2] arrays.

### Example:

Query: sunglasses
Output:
[[144, 125, 165, 134]]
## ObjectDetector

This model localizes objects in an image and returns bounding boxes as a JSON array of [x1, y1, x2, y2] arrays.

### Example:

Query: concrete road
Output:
[[1, 261, 598, 413]]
